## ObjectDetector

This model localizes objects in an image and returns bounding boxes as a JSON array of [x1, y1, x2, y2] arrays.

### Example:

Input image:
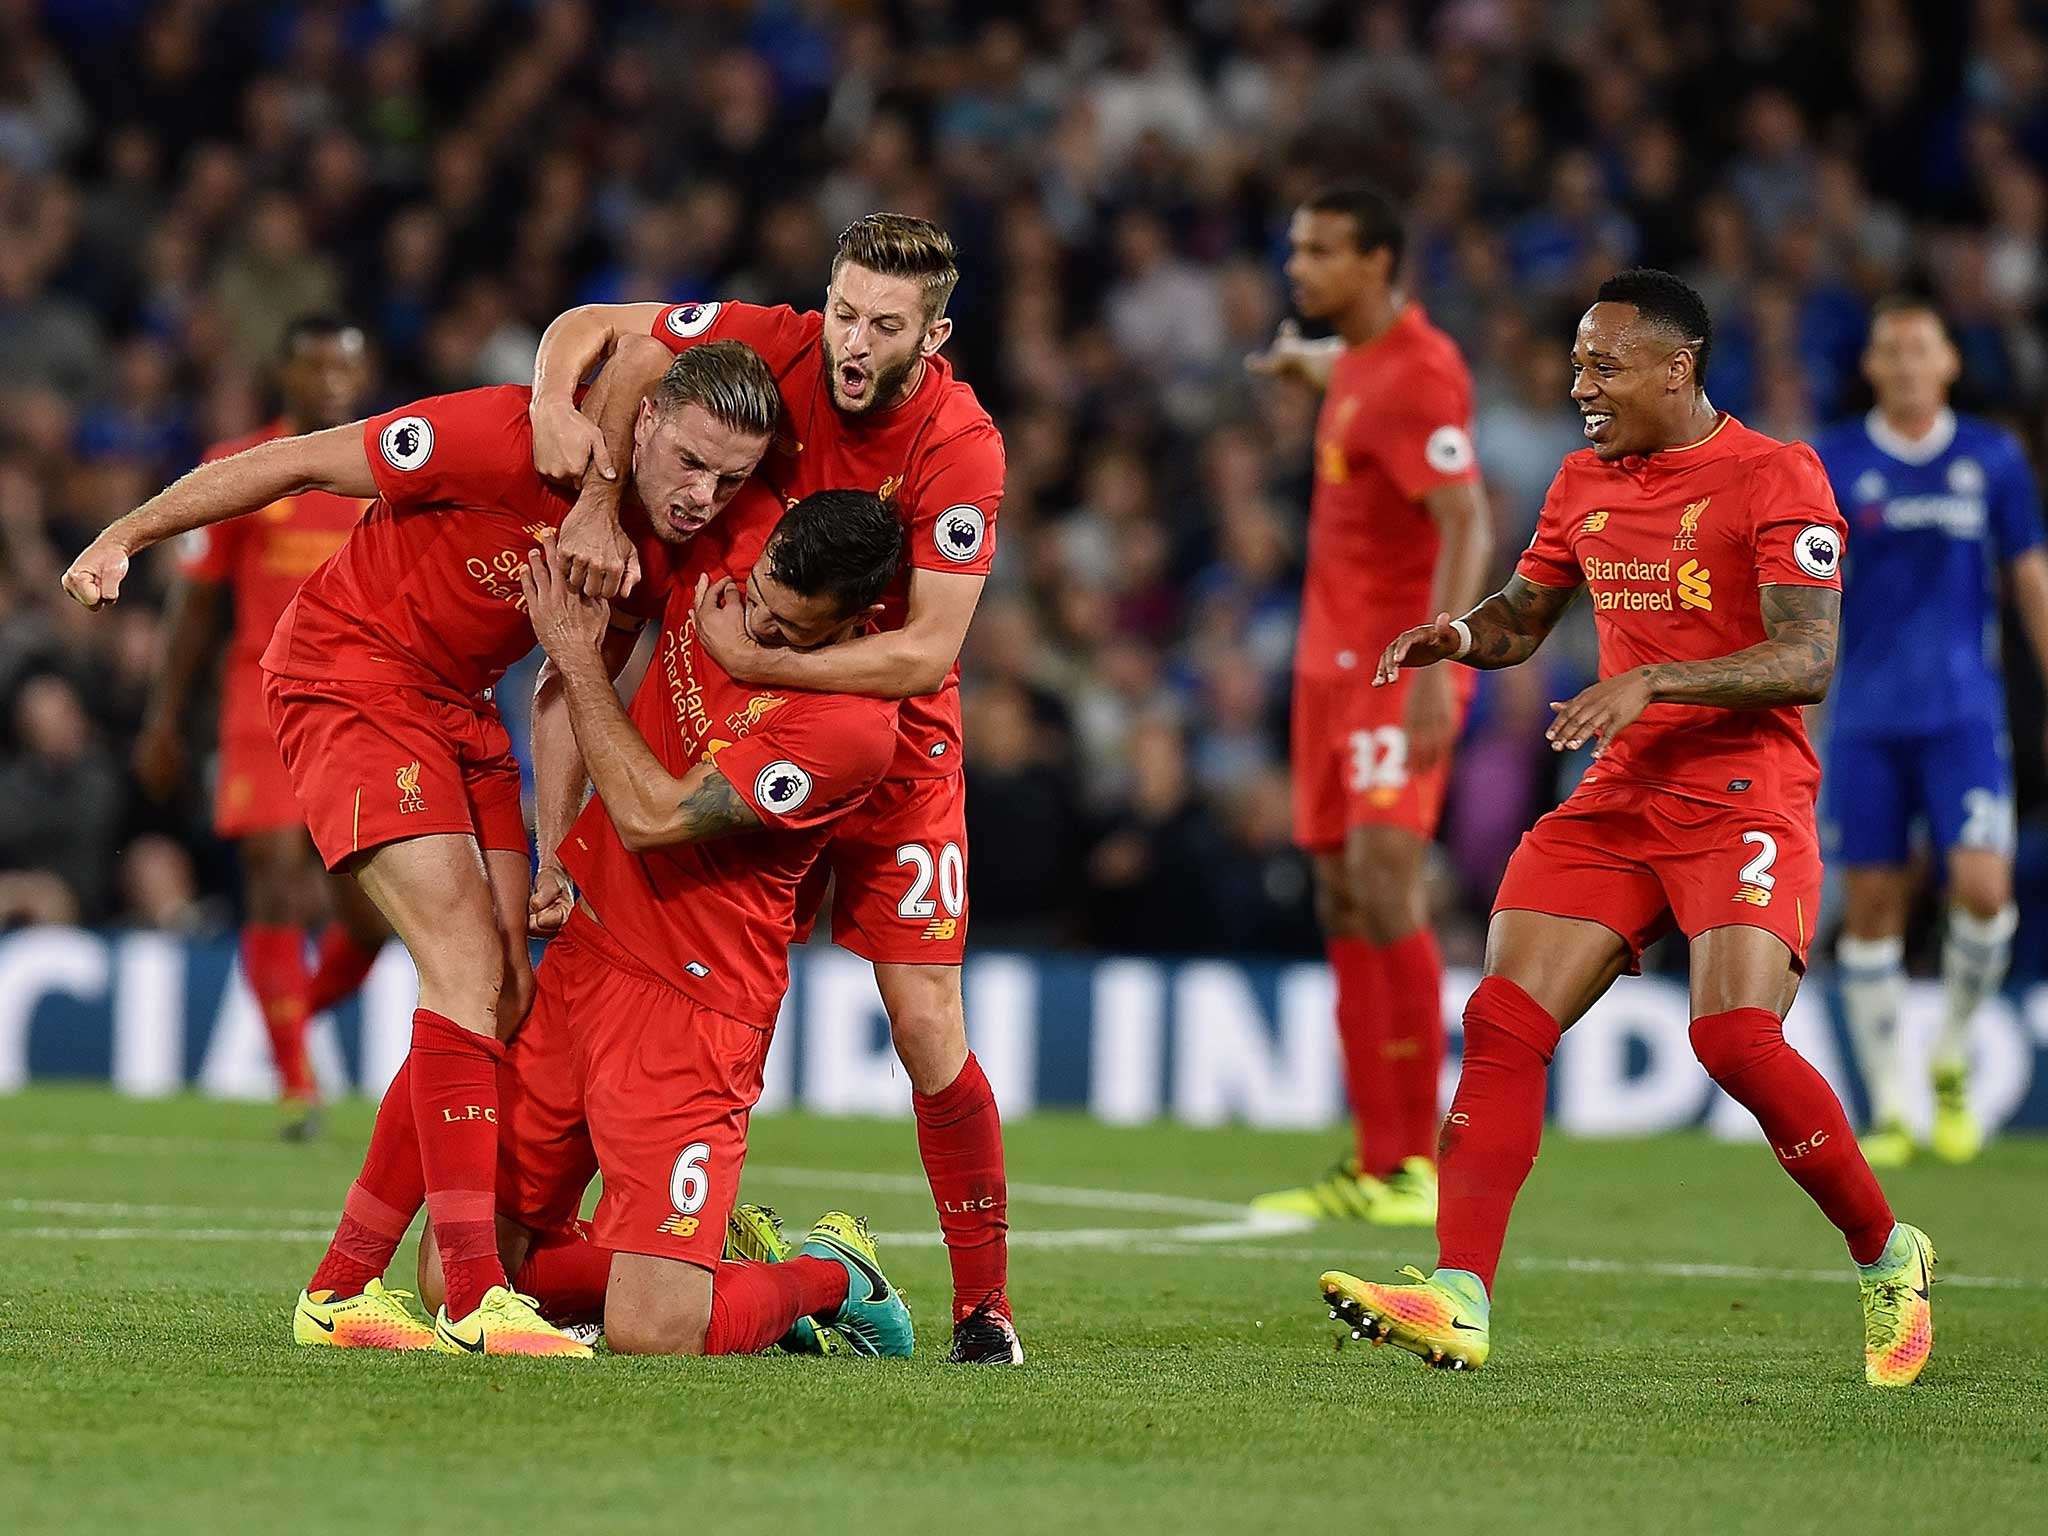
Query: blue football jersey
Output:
[[1814, 409, 2043, 737]]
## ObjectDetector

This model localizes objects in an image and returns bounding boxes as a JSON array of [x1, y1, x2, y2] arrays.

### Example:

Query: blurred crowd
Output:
[[6, 0, 2048, 963]]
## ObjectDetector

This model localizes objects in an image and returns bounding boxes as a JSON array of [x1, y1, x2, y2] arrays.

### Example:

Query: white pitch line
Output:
[[3, 1197, 337, 1223], [6, 1226, 333, 1243], [748, 1163, 1255, 1220]]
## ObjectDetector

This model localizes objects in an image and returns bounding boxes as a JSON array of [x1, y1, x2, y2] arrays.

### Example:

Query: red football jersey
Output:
[[558, 586, 899, 1026], [179, 421, 368, 692], [261, 386, 674, 699], [650, 300, 1004, 778], [1516, 415, 1849, 808], [1298, 305, 1479, 678]]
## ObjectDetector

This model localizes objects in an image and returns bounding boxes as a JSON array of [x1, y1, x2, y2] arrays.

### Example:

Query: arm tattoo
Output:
[[675, 769, 762, 841], [1460, 574, 1581, 669], [1640, 584, 1839, 709]]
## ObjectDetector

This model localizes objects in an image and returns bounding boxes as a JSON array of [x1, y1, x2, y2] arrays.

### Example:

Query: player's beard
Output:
[[825, 337, 919, 415]]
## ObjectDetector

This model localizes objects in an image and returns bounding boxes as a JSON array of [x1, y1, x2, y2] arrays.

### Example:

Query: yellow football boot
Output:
[[432, 1286, 594, 1358], [293, 1278, 435, 1351], [1859, 1120, 1915, 1170], [1861, 1223, 1936, 1388], [1251, 1156, 1386, 1220], [725, 1202, 846, 1356], [1320, 1264, 1490, 1371], [1929, 1066, 1984, 1164], [1367, 1157, 1439, 1226]]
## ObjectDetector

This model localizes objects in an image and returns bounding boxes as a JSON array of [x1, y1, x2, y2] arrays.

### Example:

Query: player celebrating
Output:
[[134, 316, 388, 1139], [522, 214, 1021, 1364], [1814, 295, 2048, 1167], [62, 343, 782, 1357], [434, 499, 918, 1358], [1321, 270, 1935, 1388], [1247, 182, 1492, 1225]]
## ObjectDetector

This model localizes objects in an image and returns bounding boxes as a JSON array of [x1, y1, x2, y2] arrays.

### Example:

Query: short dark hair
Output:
[[1869, 291, 1951, 338], [834, 213, 960, 322], [766, 489, 903, 616], [1299, 180, 1405, 266], [654, 340, 781, 438], [281, 314, 364, 357], [1594, 268, 1714, 381]]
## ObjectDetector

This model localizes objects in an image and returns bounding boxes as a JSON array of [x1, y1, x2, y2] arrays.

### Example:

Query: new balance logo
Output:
[[1733, 883, 1773, 907], [921, 918, 958, 941]]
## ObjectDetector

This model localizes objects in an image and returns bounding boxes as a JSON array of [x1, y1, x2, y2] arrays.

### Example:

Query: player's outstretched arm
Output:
[[60, 426, 374, 610], [696, 567, 982, 699], [1375, 574, 1579, 685], [1547, 584, 1838, 753], [1246, 320, 1344, 391]]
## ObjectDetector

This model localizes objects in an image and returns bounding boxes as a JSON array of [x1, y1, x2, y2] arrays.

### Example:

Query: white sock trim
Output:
[[1838, 934, 1905, 971], [1947, 905, 2018, 946]]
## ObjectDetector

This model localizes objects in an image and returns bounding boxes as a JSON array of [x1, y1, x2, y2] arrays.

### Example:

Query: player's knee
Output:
[[879, 968, 967, 1092], [1687, 1009, 1781, 1083], [1311, 862, 1367, 937], [1948, 860, 2012, 922]]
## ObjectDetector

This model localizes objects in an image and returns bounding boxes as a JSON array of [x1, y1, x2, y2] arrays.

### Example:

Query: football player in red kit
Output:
[[410, 496, 919, 1358], [62, 344, 783, 1358], [1320, 270, 1935, 1388], [1249, 182, 1492, 1226], [523, 214, 1021, 1364], [134, 316, 390, 1138]]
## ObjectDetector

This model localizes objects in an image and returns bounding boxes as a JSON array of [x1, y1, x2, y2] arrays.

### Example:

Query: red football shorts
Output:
[[1291, 666, 1475, 849], [497, 909, 771, 1269], [261, 671, 527, 871], [798, 772, 969, 965], [214, 661, 302, 839], [1492, 782, 1823, 970]]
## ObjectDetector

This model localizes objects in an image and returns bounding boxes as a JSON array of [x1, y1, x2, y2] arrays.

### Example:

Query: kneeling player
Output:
[[1321, 271, 1933, 1388], [436, 493, 917, 1356]]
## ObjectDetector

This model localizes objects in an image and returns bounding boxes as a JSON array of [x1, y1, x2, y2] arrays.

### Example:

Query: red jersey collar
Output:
[[1350, 301, 1426, 361], [1616, 411, 1735, 471]]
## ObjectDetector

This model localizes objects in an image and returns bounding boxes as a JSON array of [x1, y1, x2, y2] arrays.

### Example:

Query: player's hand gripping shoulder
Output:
[[1546, 584, 1840, 754], [1375, 575, 1578, 685], [520, 532, 612, 668]]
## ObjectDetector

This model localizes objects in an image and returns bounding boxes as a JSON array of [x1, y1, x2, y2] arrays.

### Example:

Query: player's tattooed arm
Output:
[[61, 425, 375, 610], [1546, 584, 1838, 754], [1642, 583, 1839, 708], [669, 762, 764, 843], [1374, 575, 1580, 684]]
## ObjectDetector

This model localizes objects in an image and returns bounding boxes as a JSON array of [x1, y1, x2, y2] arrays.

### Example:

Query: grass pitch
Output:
[[1, 1088, 2041, 1535]]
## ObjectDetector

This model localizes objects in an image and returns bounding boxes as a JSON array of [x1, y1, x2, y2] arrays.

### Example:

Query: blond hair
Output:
[[654, 340, 780, 436], [833, 213, 960, 322]]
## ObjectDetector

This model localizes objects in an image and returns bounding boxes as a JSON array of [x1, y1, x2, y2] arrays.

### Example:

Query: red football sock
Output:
[[305, 925, 381, 1016], [1379, 927, 1448, 1166], [1327, 937, 1395, 1174], [307, 1058, 424, 1297], [515, 1231, 614, 1324], [1690, 1008, 1896, 1264], [242, 924, 314, 1102], [408, 1009, 508, 1317], [1434, 977, 1561, 1292], [703, 1257, 849, 1356], [913, 1052, 1010, 1322]]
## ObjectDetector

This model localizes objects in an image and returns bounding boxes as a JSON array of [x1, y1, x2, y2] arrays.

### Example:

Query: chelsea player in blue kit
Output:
[[1815, 296, 2048, 1166]]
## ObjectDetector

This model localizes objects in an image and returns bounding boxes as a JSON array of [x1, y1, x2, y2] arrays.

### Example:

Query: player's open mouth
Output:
[[839, 364, 869, 399], [667, 507, 709, 535], [1582, 411, 1613, 440]]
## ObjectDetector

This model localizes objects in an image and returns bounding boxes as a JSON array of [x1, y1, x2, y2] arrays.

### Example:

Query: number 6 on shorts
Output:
[[670, 1141, 711, 1215]]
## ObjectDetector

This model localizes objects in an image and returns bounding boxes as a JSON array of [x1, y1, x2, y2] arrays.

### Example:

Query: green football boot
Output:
[[724, 1202, 845, 1356]]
